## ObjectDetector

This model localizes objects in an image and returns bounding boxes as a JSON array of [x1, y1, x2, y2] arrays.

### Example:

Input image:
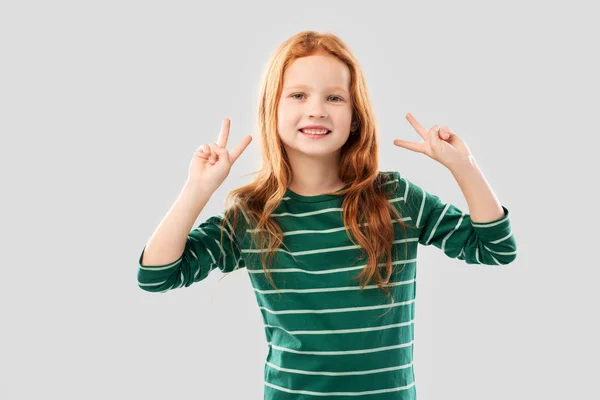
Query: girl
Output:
[[138, 30, 517, 399]]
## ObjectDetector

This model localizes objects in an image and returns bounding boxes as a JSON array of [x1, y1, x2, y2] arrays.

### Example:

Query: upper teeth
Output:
[[301, 129, 329, 134]]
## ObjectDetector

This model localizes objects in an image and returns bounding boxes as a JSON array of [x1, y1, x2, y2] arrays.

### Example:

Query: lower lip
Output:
[[299, 130, 331, 139]]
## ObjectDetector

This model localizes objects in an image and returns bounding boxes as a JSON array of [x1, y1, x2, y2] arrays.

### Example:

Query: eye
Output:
[[290, 93, 344, 102]]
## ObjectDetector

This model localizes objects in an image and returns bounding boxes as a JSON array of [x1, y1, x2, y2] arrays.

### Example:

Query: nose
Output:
[[306, 98, 328, 119]]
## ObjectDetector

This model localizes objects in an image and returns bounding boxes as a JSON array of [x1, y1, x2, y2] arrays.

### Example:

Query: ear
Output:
[[351, 121, 358, 131]]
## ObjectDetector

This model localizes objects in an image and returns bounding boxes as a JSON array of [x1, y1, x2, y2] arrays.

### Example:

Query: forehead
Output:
[[282, 54, 350, 92]]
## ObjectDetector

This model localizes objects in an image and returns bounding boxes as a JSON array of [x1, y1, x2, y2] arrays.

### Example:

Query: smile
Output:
[[299, 129, 331, 139]]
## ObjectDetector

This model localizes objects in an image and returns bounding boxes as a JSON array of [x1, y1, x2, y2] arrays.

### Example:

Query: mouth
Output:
[[298, 129, 332, 137]]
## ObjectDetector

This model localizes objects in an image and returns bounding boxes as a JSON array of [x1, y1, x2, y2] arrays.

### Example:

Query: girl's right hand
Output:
[[187, 118, 253, 191]]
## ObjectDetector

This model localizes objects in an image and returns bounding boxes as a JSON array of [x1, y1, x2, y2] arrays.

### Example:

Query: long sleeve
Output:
[[390, 170, 518, 265], [137, 210, 248, 293]]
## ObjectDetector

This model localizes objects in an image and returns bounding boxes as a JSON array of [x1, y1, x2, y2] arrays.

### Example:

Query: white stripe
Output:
[[441, 213, 466, 253], [272, 207, 345, 217], [425, 203, 451, 245], [196, 228, 217, 264], [138, 279, 168, 287], [489, 253, 502, 266], [268, 340, 414, 355], [490, 231, 513, 244], [265, 360, 413, 376], [483, 244, 517, 256], [242, 237, 418, 255], [264, 379, 416, 396], [250, 216, 411, 235], [247, 258, 416, 275], [138, 257, 182, 271], [403, 178, 410, 205], [256, 193, 408, 222], [259, 297, 415, 316], [197, 228, 226, 263], [416, 189, 426, 228], [254, 278, 416, 295], [265, 319, 414, 335], [220, 220, 245, 269]]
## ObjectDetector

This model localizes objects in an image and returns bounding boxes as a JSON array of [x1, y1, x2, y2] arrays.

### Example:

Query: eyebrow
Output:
[[284, 84, 349, 94]]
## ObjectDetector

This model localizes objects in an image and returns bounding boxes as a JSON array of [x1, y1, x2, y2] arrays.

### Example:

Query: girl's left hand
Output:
[[393, 113, 473, 170]]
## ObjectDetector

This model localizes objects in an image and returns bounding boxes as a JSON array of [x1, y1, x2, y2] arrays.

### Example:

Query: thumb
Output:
[[429, 125, 442, 143]]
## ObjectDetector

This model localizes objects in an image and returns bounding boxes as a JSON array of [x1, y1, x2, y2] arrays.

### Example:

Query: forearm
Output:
[[141, 181, 215, 266], [449, 155, 505, 223]]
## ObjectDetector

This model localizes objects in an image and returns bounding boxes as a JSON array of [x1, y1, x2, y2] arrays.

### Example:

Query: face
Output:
[[277, 51, 354, 159]]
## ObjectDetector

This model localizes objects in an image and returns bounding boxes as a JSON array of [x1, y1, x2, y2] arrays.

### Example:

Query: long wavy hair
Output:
[[216, 30, 418, 303]]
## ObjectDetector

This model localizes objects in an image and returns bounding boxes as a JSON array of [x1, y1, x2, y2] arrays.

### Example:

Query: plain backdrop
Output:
[[2, 1, 599, 399]]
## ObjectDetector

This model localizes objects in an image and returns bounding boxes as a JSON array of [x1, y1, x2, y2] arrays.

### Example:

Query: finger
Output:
[[406, 113, 428, 140], [228, 135, 253, 164], [217, 118, 230, 148], [440, 126, 451, 139], [428, 125, 441, 142], [209, 143, 218, 163], [393, 139, 426, 153], [196, 146, 210, 158]]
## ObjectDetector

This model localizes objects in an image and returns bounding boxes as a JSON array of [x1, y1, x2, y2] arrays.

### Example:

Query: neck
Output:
[[286, 151, 345, 196]]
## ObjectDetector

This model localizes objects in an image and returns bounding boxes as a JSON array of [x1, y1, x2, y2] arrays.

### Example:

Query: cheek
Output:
[[277, 105, 290, 124], [278, 104, 296, 120], [278, 114, 300, 133]]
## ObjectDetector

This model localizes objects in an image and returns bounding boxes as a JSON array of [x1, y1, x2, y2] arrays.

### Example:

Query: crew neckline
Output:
[[284, 183, 351, 203]]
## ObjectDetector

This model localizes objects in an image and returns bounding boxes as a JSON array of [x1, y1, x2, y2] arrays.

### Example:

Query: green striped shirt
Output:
[[137, 170, 518, 399]]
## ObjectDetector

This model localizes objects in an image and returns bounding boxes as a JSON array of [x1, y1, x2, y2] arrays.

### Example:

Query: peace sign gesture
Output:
[[393, 113, 473, 170], [188, 118, 252, 191]]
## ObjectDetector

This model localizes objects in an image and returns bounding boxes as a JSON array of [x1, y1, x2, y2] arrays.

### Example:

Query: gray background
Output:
[[2, 0, 599, 399]]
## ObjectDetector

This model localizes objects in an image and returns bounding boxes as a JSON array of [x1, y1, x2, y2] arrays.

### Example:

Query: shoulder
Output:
[[377, 170, 435, 214], [376, 170, 405, 196], [376, 170, 399, 187], [378, 170, 426, 195], [215, 200, 251, 242]]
